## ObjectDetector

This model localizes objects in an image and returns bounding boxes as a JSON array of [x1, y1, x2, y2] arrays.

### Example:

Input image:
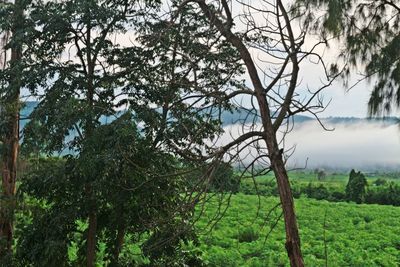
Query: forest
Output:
[[0, 0, 400, 266]]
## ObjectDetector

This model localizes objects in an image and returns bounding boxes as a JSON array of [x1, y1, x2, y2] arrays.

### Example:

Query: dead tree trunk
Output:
[[193, 1, 305, 265]]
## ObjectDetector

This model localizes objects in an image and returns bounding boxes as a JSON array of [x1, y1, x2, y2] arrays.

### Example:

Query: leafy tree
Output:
[[346, 169, 367, 204], [365, 182, 400, 206], [0, 0, 25, 259], [189, 161, 240, 193], [15, 0, 183, 265], [19, 1, 152, 264], [16, 0, 242, 265], [305, 183, 330, 200], [373, 178, 387, 186], [295, 0, 400, 115], [210, 162, 240, 193], [18, 115, 198, 266]]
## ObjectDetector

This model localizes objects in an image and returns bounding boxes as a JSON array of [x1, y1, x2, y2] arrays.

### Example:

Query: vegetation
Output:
[[2, 0, 239, 264], [296, 0, 400, 115], [195, 194, 400, 266], [0, 0, 399, 266], [345, 170, 368, 204], [240, 170, 400, 206], [0, 0, 23, 257]]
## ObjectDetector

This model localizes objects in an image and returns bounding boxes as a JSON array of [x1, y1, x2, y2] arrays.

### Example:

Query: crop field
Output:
[[195, 194, 400, 266], [18, 170, 400, 266], [246, 171, 400, 187]]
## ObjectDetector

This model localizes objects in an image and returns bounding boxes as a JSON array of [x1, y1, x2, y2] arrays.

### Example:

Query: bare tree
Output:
[[170, 0, 339, 266]]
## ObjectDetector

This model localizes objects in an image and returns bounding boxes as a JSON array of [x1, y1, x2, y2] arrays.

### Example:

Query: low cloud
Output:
[[220, 121, 400, 171], [286, 121, 400, 170]]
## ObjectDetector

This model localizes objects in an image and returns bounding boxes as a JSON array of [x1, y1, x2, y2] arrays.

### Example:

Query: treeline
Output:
[[239, 170, 400, 206]]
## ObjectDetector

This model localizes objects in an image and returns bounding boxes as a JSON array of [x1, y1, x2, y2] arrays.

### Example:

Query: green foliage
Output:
[[238, 171, 400, 205], [141, 226, 204, 267], [373, 178, 388, 186], [189, 161, 240, 193], [296, 0, 400, 115], [365, 182, 400, 206], [236, 227, 259, 243], [17, 114, 200, 266], [346, 169, 368, 203], [194, 194, 400, 266], [210, 162, 240, 193], [10, 0, 243, 264]]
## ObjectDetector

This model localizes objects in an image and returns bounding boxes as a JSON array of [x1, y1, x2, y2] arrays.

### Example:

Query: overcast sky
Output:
[[220, 120, 400, 171]]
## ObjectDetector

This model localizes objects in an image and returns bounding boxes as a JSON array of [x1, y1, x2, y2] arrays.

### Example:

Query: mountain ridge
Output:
[[19, 101, 400, 128]]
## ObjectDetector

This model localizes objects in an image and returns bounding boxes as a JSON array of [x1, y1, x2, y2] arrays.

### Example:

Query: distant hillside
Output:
[[323, 116, 400, 125], [217, 108, 314, 126], [19, 101, 400, 129], [20, 101, 37, 118], [219, 107, 399, 126]]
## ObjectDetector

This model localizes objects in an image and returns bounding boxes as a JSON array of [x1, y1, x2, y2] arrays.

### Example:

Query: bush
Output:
[[330, 191, 346, 201], [373, 178, 387, 186], [210, 162, 240, 193], [365, 183, 400, 206], [236, 227, 259, 243], [346, 170, 367, 203], [304, 183, 330, 200], [190, 161, 240, 193]]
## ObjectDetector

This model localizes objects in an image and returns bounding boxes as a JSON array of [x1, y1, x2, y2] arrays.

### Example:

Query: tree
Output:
[[346, 169, 367, 204], [295, 0, 400, 116], [190, 161, 240, 193], [0, 0, 24, 258], [19, 115, 199, 266], [17, 0, 242, 265], [169, 1, 339, 266], [314, 168, 326, 181], [17, 1, 181, 265]]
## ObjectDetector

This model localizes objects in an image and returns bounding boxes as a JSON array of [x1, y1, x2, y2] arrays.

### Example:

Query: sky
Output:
[[285, 121, 400, 170], [225, 0, 382, 119], [296, 40, 378, 118], [301, 68, 373, 118], [220, 120, 400, 171]]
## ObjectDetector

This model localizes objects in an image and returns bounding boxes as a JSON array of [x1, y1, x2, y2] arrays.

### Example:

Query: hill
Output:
[[19, 101, 399, 127]]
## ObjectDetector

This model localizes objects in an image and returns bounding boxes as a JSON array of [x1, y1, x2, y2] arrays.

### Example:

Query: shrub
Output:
[[237, 227, 259, 243], [346, 169, 367, 203], [373, 178, 387, 186]]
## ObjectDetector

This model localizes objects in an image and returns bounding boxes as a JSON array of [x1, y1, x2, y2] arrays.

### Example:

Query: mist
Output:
[[220, 120, 400, 171]]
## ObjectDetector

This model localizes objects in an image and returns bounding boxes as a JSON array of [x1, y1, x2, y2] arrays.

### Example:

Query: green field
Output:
[[195, 194, 400, 266], [244, 171, 400, 187], [14, 170, 400, 266]]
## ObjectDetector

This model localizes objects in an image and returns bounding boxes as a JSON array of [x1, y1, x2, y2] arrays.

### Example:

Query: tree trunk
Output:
[[0, 0, 22, 257], [194, 2, 304, 265], [86, 209, 97, 267], [0, 114, 19, 255], [259, 94, 304, 267], [270, 150, 304, 267], [110, 223, 125, 265], [84, 11, 98, 266]]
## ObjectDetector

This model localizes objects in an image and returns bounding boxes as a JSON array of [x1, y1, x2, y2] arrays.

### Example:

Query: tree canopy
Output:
[[296, 0, 400, 115]]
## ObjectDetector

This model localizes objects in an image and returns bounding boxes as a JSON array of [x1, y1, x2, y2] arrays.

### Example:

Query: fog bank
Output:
[[220, 121, 400, 171]]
